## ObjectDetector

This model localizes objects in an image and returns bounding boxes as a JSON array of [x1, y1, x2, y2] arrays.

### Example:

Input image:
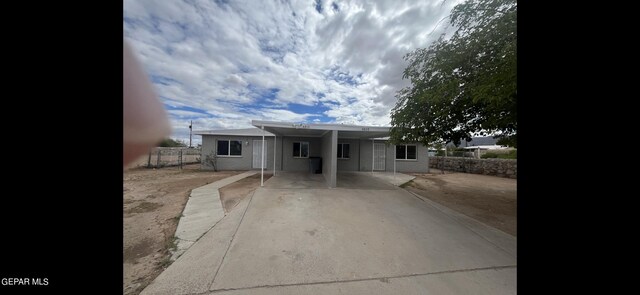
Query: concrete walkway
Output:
[[171, 171, 257, 260], [144, 172, 516, 294]]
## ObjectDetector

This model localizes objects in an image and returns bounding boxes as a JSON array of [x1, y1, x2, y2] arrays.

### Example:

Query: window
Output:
[[337, 143, 350, 159], [396, 144, 417, 160], [217, 140, 242, 156], [293, 142, 309, 158]]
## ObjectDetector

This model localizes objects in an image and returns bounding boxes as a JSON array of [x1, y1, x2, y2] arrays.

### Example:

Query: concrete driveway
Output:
[[142, 172, 516, 294]]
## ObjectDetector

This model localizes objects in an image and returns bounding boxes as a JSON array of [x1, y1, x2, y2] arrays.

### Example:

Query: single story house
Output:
[[194, 120, 429, 188]]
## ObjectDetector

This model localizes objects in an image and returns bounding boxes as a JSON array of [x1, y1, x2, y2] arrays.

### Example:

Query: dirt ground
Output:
[[404, 169, 517, 236], [123, 164, 241, 295], [219, 173, 272, 213]]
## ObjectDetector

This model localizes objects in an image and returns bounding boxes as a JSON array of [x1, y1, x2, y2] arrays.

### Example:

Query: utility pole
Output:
[[189, 120, 192, 148]]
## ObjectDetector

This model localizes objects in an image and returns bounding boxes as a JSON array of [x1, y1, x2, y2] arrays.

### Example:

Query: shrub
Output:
[[499, 150, 517, 159], [481, 152, 499, 159], [481, 150, 517, 159]]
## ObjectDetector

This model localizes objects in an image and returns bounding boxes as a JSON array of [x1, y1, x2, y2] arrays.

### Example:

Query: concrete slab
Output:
[[141, 195, 252, 295], [210, 187, 516, 291], [206, 266, 516, 294], [173, 171, 257, 259], [263, 172, 326, 189], [336, 172, 400, 189], [367, 171, 416, 187], [265, 171, 404, 190], [408, 191, 517, 257]]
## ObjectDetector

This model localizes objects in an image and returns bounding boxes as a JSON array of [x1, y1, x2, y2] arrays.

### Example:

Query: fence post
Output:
[[147, 149, 152, 168], [156, 149, 161, 168], [179, 149, 183, 169]]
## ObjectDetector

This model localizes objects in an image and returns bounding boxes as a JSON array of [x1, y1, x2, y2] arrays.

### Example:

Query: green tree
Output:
[[390, 0, 516, 147], [158, 138, 186, 147]]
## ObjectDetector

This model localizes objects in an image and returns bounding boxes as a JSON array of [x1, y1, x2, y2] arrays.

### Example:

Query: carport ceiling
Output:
[[251, 120, 390, 139]]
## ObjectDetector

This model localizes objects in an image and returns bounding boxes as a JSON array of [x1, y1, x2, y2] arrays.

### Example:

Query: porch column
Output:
[[371, 139, 374, 173], [261, 125, 265, 186], [394, 144, 396, 176], [273, 135, 276, 175]]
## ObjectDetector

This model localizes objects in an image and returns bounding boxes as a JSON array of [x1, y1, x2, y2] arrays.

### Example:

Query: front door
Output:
[[373, 143, 385, 170], [252, 140, 267, 169]]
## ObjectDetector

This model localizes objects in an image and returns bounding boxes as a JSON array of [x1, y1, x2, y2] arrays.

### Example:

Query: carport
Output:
[[251, 120, 391, 188]]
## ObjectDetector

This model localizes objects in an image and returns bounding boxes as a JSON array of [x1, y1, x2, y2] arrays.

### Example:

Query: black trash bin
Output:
[[309, 157, 322, 174]]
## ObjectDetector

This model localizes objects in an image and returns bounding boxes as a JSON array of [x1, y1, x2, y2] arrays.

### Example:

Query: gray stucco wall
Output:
[[321, 130, 337, 188], [389, 143, 429, 173], [201, 133, 428, 173], [336, 139, 360, 171], [358, 140, 429, 173], [281, 136, 321, 172], [201, 135, 279, 171]]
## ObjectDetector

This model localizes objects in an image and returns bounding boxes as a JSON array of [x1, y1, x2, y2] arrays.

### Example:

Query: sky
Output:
[[124, 0, 461, 146]]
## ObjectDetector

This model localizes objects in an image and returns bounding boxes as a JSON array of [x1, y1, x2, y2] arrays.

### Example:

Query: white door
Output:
[[373, 143, 385, 170], [253, 140, 267, 169]]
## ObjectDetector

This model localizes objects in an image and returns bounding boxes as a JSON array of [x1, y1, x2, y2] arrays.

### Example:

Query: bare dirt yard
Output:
[[219, 173, 272, 213], [123, 164, 242, 295], [403, 169, 517, 236]]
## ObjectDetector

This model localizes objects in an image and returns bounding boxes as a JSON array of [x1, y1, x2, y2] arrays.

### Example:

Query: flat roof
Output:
[[193, 127, 274, 137], [251, 120, 390, 139]]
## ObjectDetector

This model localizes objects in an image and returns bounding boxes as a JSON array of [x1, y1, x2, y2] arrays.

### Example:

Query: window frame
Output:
[[217, 139, 243, 157], [337, 143, 350, 159], [395, 144, 418, 161], [293, 141, 309, 158]]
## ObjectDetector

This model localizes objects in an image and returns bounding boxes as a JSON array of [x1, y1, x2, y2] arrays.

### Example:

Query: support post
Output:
[[156, 150, 161, 168], [371, 139, 374, 173], [394, 144, 396, 176], [261, 126, 265, 187], [147, 149, 152, 168]]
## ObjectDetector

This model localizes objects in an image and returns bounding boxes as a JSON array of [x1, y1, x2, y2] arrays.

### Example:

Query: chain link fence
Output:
[[129, 147, 201, 168]]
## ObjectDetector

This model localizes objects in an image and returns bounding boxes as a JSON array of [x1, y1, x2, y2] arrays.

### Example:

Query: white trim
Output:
[[216, 139, 243, 156], [372, 142, 386, 171], [251, 120, 390, 132], [395, 144, 418, 160], [195, 130, 275, 136], [337, 143, 350, 159], [252, 140, 267, 168], [284, 134, 324, 138]]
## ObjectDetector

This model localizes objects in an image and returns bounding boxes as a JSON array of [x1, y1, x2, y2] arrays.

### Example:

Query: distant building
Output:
[[446, 136, 501, 148]]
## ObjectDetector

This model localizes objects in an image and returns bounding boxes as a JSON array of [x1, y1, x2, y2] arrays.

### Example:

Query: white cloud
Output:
[[124, 0, 463, 139], [167, 110, 209, 118]]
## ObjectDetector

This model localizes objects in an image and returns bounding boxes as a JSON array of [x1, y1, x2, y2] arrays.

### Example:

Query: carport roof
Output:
[[193, 128, 275, 137], [251, 120, 390, 139]]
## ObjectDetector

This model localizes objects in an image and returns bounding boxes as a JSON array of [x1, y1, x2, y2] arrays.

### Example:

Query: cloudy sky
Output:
[[124, 0, 461, 145]]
